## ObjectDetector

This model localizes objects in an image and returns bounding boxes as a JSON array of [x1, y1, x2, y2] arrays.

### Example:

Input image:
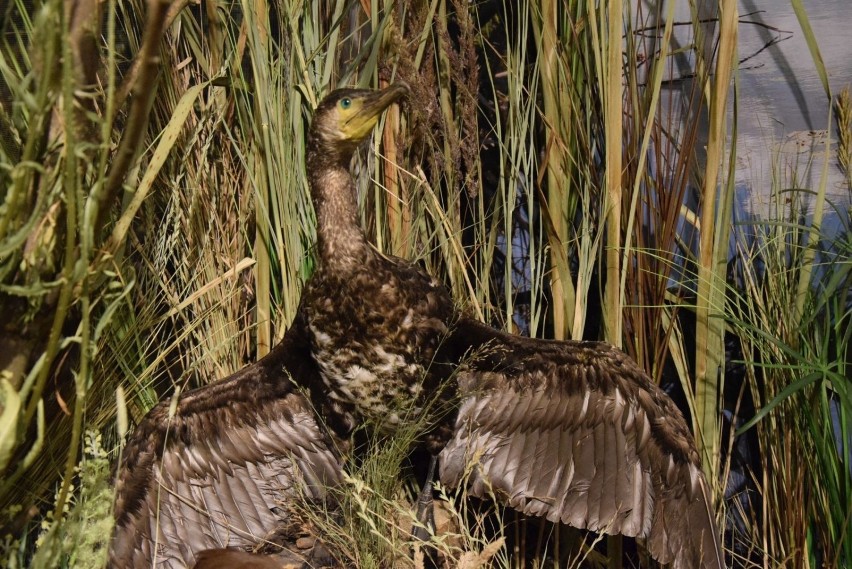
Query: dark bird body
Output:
[[303, 233, 452, 435], [301, 86, 454, 441], [299, 84, 723, 569], [110, 84, 724, 569]]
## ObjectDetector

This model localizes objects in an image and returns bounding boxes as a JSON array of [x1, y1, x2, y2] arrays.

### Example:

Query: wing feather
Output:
[[552, 427, 575, 514], [110, 318, 343, 568], [439, 318, 723, 569], [215, 459, 257, 541], [167, 478, 206, 549]]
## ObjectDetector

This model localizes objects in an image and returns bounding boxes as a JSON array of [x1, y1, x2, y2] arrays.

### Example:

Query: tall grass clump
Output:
[[0, 0, 152, 558], [0, 0, 320, 560], [721, 8, 851, 566], [727, 171, 850, 566]]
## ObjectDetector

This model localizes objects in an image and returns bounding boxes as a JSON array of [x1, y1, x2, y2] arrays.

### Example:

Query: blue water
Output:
[[734, 0, 852, 241]]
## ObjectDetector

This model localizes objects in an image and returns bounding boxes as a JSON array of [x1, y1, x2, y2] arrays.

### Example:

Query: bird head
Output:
[[308, 83, 409, 163]]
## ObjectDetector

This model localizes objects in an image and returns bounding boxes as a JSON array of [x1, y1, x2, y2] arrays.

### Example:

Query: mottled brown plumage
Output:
[[300, 85, 723, 569], [302, 84, 454, 440]]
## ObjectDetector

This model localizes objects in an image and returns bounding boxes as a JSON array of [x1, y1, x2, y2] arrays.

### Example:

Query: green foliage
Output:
[[727, 155, 851, 566], [8, 432, 113, 569]]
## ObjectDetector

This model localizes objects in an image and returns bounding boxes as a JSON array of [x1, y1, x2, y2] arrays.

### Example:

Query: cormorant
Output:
[[300, 83, 723, 569], [110, 83, 724, 569]]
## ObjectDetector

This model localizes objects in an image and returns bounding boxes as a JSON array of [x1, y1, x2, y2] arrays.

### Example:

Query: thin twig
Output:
[[66, 0, 102, 143], [111, 0, 195, 113], [95, 0, 172, 238]]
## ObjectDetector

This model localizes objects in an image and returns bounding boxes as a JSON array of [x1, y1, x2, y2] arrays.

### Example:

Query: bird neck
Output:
[[307, 148, 370, 271]]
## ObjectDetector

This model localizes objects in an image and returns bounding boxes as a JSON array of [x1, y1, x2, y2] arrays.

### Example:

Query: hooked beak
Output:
[[344, 83, 409, 139], [359, 82, 409, 117]]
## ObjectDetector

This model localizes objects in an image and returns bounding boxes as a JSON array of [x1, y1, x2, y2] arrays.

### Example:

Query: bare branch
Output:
[[95, 0, 172, 239]]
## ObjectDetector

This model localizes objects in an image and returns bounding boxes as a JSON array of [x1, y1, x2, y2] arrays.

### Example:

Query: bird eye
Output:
[[339, 97, 352, 109]]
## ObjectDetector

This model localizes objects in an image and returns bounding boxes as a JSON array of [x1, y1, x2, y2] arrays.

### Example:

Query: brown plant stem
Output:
[[94, 0, 174, 239], [66, 0, 102, 143]]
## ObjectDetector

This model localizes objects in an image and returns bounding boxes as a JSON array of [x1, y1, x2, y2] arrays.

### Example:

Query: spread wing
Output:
[[110, 315, 342, 569], [439, 318, 723, 569]]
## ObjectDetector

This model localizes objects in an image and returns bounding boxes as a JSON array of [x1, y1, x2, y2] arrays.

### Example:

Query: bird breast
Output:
[[303, 254, 452, 429]]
